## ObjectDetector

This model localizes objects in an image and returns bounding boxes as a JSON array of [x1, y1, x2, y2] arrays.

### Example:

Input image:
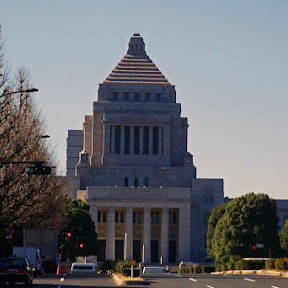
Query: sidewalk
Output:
[[111, 272, 148, 286]]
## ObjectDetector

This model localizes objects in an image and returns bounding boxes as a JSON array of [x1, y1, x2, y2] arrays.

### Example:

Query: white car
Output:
[[71, 263, 98, 274]]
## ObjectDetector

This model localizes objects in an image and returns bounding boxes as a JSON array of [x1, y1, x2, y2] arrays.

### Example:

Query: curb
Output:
[[111, 273, 148, 286], [211, 269, 288, 277]]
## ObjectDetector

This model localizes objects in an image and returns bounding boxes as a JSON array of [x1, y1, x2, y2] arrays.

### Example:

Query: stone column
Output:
[[143, 207, 151, 264], [130, 126, 134, 155], [179, 205, 191, 262], [125, 207, 133, 260], [161, 207, 169, 264], [107, 206, 115, 260], [149, 126, 153, 155]]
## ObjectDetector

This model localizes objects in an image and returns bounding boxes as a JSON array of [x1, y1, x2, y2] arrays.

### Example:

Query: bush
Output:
[[275, 258, 288, 270], [242, 260, 265, 270], [193, 266, 201, 273], [99, 260, 118, 272], [179, 267, 193, 273], [265, 259, 275, 270], [122, 268, 140, 277]]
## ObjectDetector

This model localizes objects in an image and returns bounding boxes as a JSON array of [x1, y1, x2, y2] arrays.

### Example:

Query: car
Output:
[[142, 266, 167, 274], [0, 257, 33, 286], [71, 262, 98, 274]]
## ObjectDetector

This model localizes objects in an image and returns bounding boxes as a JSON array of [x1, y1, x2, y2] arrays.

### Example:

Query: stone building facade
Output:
[[66, 33, 224, 264]]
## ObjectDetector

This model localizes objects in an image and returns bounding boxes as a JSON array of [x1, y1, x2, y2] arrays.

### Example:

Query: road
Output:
[[32, 273, 288, 288]]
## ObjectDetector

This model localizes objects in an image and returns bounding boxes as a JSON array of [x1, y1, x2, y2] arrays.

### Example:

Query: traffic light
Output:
[[252, 245, 256, 250], [67, 232, 71, 237], [26, 166, 51, 175], [79, 243, 84, 248]]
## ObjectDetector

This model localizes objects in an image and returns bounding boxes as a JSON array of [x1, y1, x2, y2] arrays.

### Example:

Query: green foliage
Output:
[[207, 193, 280, 269], [265, 259, 275, 270], [279, 219, 288, 251], [59, 196, 97, 261], [275, 258, 288, 270], [98, 260, 118, 272], [201, 265, 215, 273]]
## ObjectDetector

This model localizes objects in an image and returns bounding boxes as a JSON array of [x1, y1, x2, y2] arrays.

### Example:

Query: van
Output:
[[71, 262, 98, 274], [142, 266, 167, 274]]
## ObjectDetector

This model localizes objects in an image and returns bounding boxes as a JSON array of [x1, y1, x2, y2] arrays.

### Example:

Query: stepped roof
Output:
[[104, 33, 170, 85]]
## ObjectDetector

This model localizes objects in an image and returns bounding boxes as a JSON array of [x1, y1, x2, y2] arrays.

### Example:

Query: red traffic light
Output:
[[67, 232, 71, 237], [79, 243, 84, 248], [252, 245, 256, 250]]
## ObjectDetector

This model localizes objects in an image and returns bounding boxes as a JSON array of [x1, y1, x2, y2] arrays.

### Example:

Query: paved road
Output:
[[143, 273, 288, 288], [32, 273, 288, 288]]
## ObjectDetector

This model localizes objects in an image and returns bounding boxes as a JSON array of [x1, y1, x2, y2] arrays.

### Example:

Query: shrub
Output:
[[122, 268, 140, 277], [275, 258, 288, 270], [242, 260, 265, 270], [265, 259, 275, 270], [193, 266, 201, 273], [99, 260, 118, 272]]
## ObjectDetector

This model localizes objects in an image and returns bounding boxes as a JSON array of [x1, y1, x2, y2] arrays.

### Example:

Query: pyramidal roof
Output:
[[104, 33, 170, 85]]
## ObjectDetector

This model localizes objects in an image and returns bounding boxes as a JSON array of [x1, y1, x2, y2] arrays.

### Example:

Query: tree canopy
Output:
[[0, 28, 64, 252], [207, 193, 280, 269], [59, 196, 97, 261], [279, 219, 288, 252]]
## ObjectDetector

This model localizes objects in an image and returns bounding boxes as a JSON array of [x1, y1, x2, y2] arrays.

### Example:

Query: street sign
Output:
[[6, 228, 14, 237], [130, 259, 136, 266]]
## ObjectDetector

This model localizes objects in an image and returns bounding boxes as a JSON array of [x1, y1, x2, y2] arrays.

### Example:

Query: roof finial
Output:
[[128, 33, 146, 55]]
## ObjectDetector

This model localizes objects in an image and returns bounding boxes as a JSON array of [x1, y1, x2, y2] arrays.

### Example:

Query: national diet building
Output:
[[66, 33, 224, 264]]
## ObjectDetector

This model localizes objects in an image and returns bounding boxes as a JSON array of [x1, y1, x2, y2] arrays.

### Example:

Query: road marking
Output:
[[244, 278, 256, 282], [60, 277, 65, 281], [271, 286, 279, 288], [207, 285, 214, 288], [189, 278, 197, 282]]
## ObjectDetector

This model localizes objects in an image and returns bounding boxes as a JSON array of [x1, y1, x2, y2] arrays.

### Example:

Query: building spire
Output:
[[127, 33, 146, 55]]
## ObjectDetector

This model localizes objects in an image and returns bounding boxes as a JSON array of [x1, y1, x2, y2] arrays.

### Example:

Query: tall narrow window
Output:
[[112, 92, 118, 101], [156, 93, 161, 102], [115, 211, 119, 223], [143, 126, 149, 155], [124, 92, 129, 101], [98, 211, 101, 223], [145, 93, 150, 102], [153, 126, 159, 155], [134, 93, 139, 101], [102, 211, 107, 223], [134, 177, 139, 187], [133, 212, 136, 223], [134, 126, 140, 154], [115, 126, 121, 154], [124, 177, 129, 187], [138, 212, 142, 223], [144, 177, 148, 187], [124, 126, 130, 154]]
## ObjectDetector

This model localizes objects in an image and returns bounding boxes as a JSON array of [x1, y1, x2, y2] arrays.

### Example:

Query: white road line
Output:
[[60, 277, 65, 281], [244, 278, 256, 282], [207, 285, 214, 288], [189, 278, 197, 282], [271, 286, 279, 288]]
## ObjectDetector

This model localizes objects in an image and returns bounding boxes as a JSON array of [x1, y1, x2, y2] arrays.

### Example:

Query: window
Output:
[[151, 212, 159, 224], [124, 177, 129, 187], [98, 210, 107, 223], [124, 126, 130, 154], [153, 127, 159, 155], [143, 126, 149, 155], [205, 196, 213, 204], [145, 93, 150, 102], [134, 126, 140, 154], [115, 126, 121, 154], [134, 93, 139, 101], [156, 93, 162, 102], [144, 177, 148, 187], [134, 177, 139, 187], [112, 92, 118, 101], [133, 212, 136, 223], [124, 92, 129, 101], [138, 212, 142, 223], [169, 212, 177, 224], [115, 211, 125, 223]]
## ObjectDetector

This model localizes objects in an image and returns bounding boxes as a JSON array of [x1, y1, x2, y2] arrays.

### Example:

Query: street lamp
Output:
[[1, 88, 38, 98]]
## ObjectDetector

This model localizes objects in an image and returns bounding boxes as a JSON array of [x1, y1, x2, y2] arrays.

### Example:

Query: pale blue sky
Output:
[[1, 0, 287, 199]]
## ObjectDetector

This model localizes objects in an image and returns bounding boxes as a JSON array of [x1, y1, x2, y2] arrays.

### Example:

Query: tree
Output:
[[59, 196, 97, 261], [207, 193, 280, 269], [0, 28, 64, 252], [279, 219, 288, 252]]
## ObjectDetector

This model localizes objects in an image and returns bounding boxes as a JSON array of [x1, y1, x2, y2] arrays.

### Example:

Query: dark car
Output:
[[0, 257, 33, 286]]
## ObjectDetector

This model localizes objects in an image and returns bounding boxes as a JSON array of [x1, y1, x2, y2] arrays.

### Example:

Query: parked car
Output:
[[71, 262, 98, 274], [0, 257, 33, 286]]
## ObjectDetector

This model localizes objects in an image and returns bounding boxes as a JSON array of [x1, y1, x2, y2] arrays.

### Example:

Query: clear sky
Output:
[[1, 0, 287, 199]]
